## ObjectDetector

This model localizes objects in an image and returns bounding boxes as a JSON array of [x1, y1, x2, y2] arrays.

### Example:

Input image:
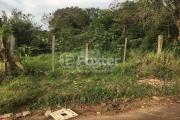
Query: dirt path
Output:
[[73, 104, 180, 120], [2, 97, 180, 120]]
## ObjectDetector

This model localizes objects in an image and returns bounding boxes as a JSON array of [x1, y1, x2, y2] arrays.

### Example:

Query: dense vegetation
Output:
[[1, 0, 180, 52], [0, 0, 180, 114]]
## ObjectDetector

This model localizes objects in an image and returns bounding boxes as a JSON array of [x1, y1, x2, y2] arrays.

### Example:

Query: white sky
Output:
[[0, 0, 126, 30]]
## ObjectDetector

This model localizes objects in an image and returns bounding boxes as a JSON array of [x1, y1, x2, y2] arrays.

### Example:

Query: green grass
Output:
[[0, 50, 180, 114]]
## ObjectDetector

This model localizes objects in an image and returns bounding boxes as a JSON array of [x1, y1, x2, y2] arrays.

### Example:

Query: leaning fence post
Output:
[[123, 37, 128, 65], [52, 35, 55, 72], [158, 35, 163, 54]]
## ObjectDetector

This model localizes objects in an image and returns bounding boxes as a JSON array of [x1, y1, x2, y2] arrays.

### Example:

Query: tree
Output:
[[42, 7, 91, 33], [41, 7, 93, 51], [84, 8, 100, 21], [0, 18, 2, 28], [132, 0, 174, 37], [31, 30, 52, 53], [7, 9, 41, 46], [1, 11, 8, 24], [147, 0, 180, 43], [115, 1, 140, 36]]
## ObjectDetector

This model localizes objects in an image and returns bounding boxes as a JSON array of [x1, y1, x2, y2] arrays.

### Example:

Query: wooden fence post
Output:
[[158, 35, 163, 54], [0, 37, 5, 73], [3, 37, 8, 75], [6, 41, 11, 72], [178, 36, 180, 43], [123, 38, 128, 65], [52, 35, 55, 72], [85, 43, 88, 65], [10, 35, 15, 56]]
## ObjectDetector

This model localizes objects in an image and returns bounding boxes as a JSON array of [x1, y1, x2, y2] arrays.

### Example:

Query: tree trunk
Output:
[[122, 25, 127, 36], [177, 20, 180, 43], [173, 7, 180, 44]]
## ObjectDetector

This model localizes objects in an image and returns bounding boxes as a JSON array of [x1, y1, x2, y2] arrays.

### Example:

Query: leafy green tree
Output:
[[1, 11, 8, 24], [6, 9, 41, 46], [11, 21, 35, 45], [0, 24, 13, 39], [0, 18, 2, 28], [31, 30, 52, 53], [42, 7, 93, 51], [83, 10, 122, 52], [146, 0, 180, 43], [115, 1, 139, 36], [84, 8, 100, 21], [42, 7, 91, 32]]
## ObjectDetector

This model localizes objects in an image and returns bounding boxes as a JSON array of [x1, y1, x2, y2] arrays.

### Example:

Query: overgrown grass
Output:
[[0, 50, 180, 114]]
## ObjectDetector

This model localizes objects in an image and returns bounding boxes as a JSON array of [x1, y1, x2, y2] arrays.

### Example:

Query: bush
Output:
[[141, 30, 161, 51]]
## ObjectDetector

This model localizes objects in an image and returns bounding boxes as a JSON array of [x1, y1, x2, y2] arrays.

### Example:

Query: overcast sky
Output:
[[0, 0, 126, 30]]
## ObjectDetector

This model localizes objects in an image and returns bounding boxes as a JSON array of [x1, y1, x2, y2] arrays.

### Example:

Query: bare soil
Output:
[[4, 96, 179, 120]]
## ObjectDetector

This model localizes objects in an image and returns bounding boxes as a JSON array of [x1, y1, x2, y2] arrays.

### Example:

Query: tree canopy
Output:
[[0, 0, 179, 54], [147, 0, 180, 42]]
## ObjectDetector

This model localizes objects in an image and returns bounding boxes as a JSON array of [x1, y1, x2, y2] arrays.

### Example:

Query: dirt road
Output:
[[73, 104, 180, 120], [3, 99, 180, 120]]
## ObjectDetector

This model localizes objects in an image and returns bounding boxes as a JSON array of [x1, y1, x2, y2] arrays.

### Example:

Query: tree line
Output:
[[0, 0, 180, 54]]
